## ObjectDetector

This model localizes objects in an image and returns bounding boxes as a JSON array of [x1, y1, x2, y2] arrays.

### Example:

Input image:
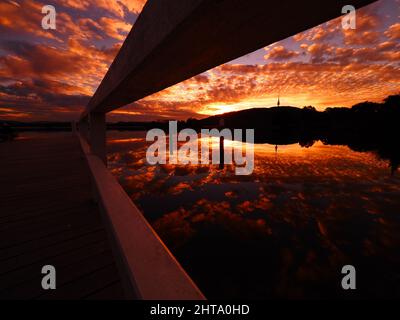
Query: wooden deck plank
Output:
[[2, 248, 117, 300], [0, 133, 126, 299], [0, 223, 104, 262], [0, 241, 111, 297], [37, 264, 120, 300], [0, 209, 103, 249], [85, 281, 125, 300], [0, 230, 107, 274]]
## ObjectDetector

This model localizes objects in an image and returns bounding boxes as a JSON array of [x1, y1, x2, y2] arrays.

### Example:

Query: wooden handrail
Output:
[[78, 134, 205, 300]]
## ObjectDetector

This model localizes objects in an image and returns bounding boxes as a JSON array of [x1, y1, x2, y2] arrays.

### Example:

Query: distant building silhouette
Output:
[[277, 95, 280, 107]]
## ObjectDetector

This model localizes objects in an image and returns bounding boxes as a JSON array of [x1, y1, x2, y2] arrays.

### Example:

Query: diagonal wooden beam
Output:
[[82, 0, 377, 118]]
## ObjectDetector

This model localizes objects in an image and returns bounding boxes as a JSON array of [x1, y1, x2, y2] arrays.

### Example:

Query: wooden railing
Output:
[[76, 0, 377, 299], [77, 133, 205, 300]]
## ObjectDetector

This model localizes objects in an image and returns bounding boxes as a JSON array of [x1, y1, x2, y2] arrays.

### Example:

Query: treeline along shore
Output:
[[1, 94, 399, 173], [2, 94, 398, 138], [184, 94, 400, 143], [183, 94, 400, 173]]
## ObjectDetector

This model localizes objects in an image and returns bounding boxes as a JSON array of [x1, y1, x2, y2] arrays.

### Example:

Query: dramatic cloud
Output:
[[112, 0, 400, 121], [0, 0, 140, 120], [264, 46, 300, 61], [0, 0, 399, 121], [385, 23, 400, 39]]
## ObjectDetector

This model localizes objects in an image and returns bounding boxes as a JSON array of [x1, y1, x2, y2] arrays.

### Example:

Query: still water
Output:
[[107, 130, 400, 299]]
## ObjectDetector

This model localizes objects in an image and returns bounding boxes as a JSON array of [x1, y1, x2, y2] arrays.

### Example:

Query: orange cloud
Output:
[[385, 23, 400, 40], [264, 46, 300, 61], [98, 17, 132, 40], [56, 0, 147, 17], [0, 0, 59, 40], [1, 0, 399, 122]]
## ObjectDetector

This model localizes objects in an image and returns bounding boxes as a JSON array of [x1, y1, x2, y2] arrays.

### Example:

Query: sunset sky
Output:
[[0, 0, 399, 122]]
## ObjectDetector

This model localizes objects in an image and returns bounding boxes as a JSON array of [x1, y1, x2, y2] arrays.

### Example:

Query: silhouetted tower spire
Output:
[[277, 94, 280, 107]]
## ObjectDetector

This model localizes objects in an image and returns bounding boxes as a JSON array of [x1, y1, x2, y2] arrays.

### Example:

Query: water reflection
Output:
[[107, 131, 400, 298]]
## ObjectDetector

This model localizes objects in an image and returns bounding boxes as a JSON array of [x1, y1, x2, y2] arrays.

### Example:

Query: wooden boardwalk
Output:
[[0, 133, 126, 299]]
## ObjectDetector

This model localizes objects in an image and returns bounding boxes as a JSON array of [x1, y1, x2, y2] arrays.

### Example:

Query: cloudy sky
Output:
[[0, 0, 399, 122]]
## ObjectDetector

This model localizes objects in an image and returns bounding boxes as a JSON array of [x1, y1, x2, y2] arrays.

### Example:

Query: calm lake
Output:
[[106, 130, 400, 299]]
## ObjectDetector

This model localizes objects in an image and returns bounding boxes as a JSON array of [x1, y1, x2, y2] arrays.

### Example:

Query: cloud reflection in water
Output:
[[108, 130, 400, 298]]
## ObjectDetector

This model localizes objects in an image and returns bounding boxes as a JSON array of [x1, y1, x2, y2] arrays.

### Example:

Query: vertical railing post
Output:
[[89, 112, 107, 165], [79, 117, 89, 141], [71, 121, 77, 133]]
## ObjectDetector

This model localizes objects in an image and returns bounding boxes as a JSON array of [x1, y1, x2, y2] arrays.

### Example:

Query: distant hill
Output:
[[184, 95, 400, 135], [189, 106, 305, 130], [1, 94, 398, 136]]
